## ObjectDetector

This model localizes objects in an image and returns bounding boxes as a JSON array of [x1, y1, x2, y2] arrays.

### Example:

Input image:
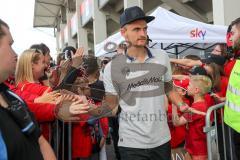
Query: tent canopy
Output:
[[95, 7, 227, 57], [33, 0, 64, 28]]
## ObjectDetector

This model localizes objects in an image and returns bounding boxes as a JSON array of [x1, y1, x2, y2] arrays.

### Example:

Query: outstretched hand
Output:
[[54, 95, 90, 122], [72, 47, 84, 68], [34, 90, 61, 104], [69, 99, 89, 114]]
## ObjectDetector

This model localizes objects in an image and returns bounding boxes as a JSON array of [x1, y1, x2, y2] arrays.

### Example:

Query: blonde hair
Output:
[[15, 49, 43, 85], [171, 63, 185, 75], [190, 75, 212, 95]]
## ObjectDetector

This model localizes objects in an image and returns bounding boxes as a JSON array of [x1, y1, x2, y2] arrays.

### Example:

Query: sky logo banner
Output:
[[190, 28, 207, 40]]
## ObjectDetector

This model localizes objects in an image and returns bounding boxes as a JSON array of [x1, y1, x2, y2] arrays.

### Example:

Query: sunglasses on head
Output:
[[102, 60, 109, 65], [30, 48, 42, 54]]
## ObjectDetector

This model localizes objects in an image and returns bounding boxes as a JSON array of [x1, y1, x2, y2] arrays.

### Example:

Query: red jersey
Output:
[[167, 98, 190, 148], [13, 82, 56, 121], [183, 101, 208, 156], [14, 81, 55, 141], [72, 101, 109, 158], [17, 81, 51, 98], [72, 114, 92, 158], [215, 76, 229, 123], [216, 76, 229, 98], [224, 59, 236, 77], [204, 94, 214, 108]]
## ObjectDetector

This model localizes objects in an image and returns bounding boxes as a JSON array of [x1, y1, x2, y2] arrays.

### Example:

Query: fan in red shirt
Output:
[[167, 79, 191, 160], [183, 101, 209, 158], [13, 49, 59, 141], [167, 79, 190, 148], [14, 49, 88, 141], [71, 57, 109, 159], [172, 75, 212, 160], [173, 66, 215, 108]]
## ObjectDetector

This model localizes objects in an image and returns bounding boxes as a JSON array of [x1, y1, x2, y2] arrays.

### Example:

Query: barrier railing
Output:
[[52, 120, 72, 160], [204, 102, 235, 160], [52, 102, 238, 160]]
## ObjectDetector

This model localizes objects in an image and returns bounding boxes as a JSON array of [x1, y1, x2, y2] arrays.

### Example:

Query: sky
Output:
[[0, 0, 57, 59]]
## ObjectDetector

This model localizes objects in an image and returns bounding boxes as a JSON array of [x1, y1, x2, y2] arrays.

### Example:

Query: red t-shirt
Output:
[[72, 101, 109, 158], [204, 94, 214, 108], [214, 76, 229, 123], [224, 59, 236, 77], [72, 114, 92, 158], [167, 98, 190, 148], [14, 81, 55, 141], [183, 101, 208, 156], [17, 81, 52, 98], [216, 76, 229, 98]]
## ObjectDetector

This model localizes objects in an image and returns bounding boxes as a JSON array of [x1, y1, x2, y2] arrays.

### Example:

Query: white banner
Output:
[[95, 7, 227, 57]]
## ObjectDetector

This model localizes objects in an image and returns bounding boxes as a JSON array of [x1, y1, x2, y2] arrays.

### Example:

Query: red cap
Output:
[[173, 79, 189, 91]]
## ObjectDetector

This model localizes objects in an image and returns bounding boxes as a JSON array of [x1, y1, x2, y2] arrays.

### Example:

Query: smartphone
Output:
[[64, 50, 73, 61]]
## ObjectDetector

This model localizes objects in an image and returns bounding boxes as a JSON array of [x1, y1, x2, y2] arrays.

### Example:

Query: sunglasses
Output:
[[101, 60, 109, 65], [30, 48, 42, 54]]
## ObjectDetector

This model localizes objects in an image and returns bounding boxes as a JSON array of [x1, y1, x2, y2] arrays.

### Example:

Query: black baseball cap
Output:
[[189, 66, 208, 76], [120, 6, 155, 28], [201, 54, 226, 66]]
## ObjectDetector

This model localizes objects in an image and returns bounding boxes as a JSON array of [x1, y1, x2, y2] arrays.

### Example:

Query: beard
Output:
[[125, 35, 147, 48], [132, 40, 147, 48], [233, 40, 240, 53]]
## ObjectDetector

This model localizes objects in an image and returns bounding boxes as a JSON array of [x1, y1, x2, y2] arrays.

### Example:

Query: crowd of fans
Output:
[[1, 5, 240, 160]]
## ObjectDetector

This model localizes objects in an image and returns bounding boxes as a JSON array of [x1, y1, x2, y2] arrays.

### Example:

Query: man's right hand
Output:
[[69, 99, 89, 115], [54, 95, 89, 122]]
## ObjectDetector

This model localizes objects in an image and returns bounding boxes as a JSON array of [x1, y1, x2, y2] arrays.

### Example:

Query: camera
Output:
[[62, 46, 76, 61], [64, 49, 73, 60]]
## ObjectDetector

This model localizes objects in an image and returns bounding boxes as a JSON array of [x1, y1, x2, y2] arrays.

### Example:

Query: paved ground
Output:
[[106, 140, 117, 160]]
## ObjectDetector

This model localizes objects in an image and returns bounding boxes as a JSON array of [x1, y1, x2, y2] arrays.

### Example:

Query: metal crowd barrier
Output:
[[52, 120, 72, 160], [204, 102, 235, 160], [52, 102, 238, 160]]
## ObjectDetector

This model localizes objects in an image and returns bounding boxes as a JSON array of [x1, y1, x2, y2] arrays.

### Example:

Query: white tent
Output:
[[95, 7, 228, 57]]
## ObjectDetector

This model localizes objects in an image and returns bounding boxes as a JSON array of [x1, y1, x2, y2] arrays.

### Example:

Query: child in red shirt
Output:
[[167, 79, 191, 160], [168, 79, 190, 148], [172, 75, 212, 160]]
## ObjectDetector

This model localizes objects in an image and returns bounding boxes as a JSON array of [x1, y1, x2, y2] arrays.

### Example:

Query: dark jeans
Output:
[[118, 141, 171, 160], [108, 116, 120, 160], [232, 128, 240, 160], [217, 122, 231, 160], [218, 122, 240, 160]]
